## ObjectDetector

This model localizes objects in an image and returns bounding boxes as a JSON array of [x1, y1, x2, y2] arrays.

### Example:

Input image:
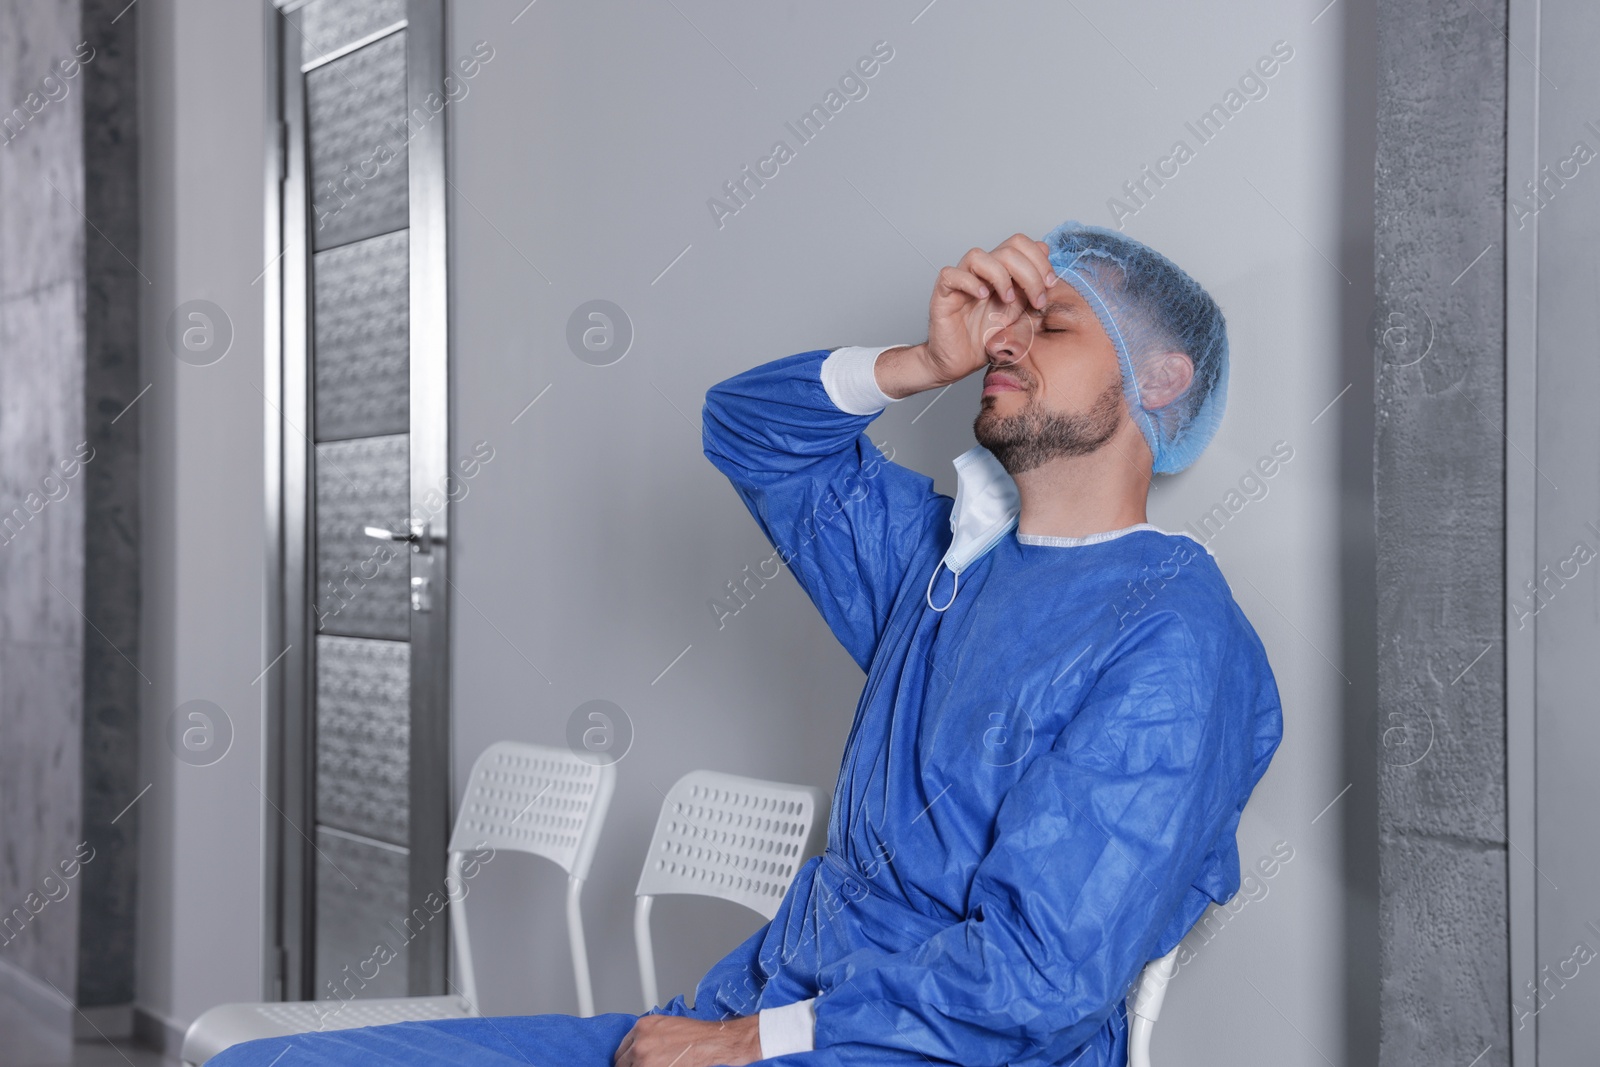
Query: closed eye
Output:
[[1036, 300, 1084, 332]]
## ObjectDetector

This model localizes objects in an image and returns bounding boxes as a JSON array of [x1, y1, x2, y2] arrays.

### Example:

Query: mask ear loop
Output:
[[925, 560, 958, 612]]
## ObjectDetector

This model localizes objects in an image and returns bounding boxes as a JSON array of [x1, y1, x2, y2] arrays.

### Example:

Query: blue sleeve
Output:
[[701, 349, 949, 671], [808, 612, 1276, 1063]]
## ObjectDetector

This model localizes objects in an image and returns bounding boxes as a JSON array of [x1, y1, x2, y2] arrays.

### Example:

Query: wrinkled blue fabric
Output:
[[210, 349, 1282, 1067]]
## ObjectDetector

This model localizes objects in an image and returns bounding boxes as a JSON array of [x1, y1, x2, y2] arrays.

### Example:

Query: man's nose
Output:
[[984, 312, 1032, 367]]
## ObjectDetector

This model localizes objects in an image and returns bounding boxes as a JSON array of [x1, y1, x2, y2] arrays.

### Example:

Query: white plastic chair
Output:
[[182, 741, 617, 1066], [634, 770, 830, 1010], [1126, 945, 1181, 1067]]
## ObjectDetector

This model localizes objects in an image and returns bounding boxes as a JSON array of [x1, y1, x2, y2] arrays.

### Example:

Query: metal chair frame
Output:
[[1126, 945, 1181, 1067]]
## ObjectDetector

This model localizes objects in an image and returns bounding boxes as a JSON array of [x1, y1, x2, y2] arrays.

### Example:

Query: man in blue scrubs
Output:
[[212, 222, 1282, 1067]]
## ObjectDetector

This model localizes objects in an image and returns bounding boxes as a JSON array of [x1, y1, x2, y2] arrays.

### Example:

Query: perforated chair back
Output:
[[449, 741, 616, 1017], [1126, 945, 1181, 1067], [448, 741, 615, 879], [633, 770, 829, 1009]]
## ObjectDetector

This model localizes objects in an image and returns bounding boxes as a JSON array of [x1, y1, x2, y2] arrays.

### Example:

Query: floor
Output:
[[0, 997, 178, 1067]]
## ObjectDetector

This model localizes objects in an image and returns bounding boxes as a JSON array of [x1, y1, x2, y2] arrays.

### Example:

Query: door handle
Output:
[[363, 520, 442, 554]]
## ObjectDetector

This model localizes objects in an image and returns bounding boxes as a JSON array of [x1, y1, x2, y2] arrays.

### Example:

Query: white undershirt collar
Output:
[[1016, 522, 1210, 553]]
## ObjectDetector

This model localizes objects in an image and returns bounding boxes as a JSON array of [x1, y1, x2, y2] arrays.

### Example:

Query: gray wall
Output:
[[0, 0, 141, 1031], [0, 0, 88, 1006], [133, 0, 268, 1038], [446, 1, 1376, 1062], [1374, 1, 1510, 1065], [123, 2, 1381, 1062]]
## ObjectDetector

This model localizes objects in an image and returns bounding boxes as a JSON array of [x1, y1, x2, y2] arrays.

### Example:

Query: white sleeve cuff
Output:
[[758, 997, 816, 1058], [819, 346, 907, 416]]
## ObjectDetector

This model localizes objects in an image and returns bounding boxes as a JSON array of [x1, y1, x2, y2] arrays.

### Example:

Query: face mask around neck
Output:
[[925, 446, 1021, 612]]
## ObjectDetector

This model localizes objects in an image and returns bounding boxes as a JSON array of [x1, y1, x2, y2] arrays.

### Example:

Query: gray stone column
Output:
[[0, 0, 141, 1039], [1375, 2, 1510, 1065]]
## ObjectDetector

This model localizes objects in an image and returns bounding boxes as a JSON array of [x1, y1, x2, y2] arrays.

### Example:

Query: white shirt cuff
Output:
[[758, 997, 816, 1057], [819, 346, 907, 416]]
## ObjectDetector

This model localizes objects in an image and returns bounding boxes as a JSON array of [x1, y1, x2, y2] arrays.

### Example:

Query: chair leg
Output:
[[634, 895, 657, 1012], [449, 852, 479, 1015], [567, 875, 595, 1017], [1126, 946, 1181, 1067], [1127, 1015, 1156, 1067]]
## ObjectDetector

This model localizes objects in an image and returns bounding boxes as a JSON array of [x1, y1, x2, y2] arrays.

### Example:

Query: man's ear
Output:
[[1139, 352, 1194, 409]]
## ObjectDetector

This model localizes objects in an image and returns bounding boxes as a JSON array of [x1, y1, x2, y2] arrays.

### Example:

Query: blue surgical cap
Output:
[[1041, 220, 1229, 474]]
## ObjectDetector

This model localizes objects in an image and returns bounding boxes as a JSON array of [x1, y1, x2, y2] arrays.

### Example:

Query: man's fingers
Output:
[[961, 244, 1054, 309], [997, 234, 1058, 299], [934, 265, 989, 305], [1022, 235, 1059, 288], [1034, 238, 1057, 275], [614, 1024, 639, 1067], [958, 249, 1022, 305], [991, 244, 1051, 309], [997, 232, 1058, 288]]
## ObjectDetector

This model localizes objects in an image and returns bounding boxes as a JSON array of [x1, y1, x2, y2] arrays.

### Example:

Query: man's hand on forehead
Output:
[[875, 233, 1066, 399], [959, 234, 1060, 310]]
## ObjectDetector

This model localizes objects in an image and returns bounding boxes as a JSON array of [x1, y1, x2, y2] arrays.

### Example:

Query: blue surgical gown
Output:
[[211, 349, 1284, 1067]]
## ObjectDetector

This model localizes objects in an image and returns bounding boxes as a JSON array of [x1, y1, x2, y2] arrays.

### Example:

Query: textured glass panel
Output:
[[316, 634, 409, 844], [313, 828, 410, 1000], [300, 0, 406, 67], [314, 230, 409, 441], [307, 31, 409, 251], [315, 434, 410, 640]]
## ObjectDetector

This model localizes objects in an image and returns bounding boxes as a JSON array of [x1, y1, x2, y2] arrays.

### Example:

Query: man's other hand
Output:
[[612, 1013, 763, 1067]]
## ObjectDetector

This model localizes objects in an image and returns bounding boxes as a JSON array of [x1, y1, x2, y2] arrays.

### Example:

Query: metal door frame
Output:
[[261, 0, 453, 1002]]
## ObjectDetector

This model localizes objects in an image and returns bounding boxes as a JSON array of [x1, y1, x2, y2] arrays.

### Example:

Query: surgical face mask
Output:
[[926, 446, 1020, 612]]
